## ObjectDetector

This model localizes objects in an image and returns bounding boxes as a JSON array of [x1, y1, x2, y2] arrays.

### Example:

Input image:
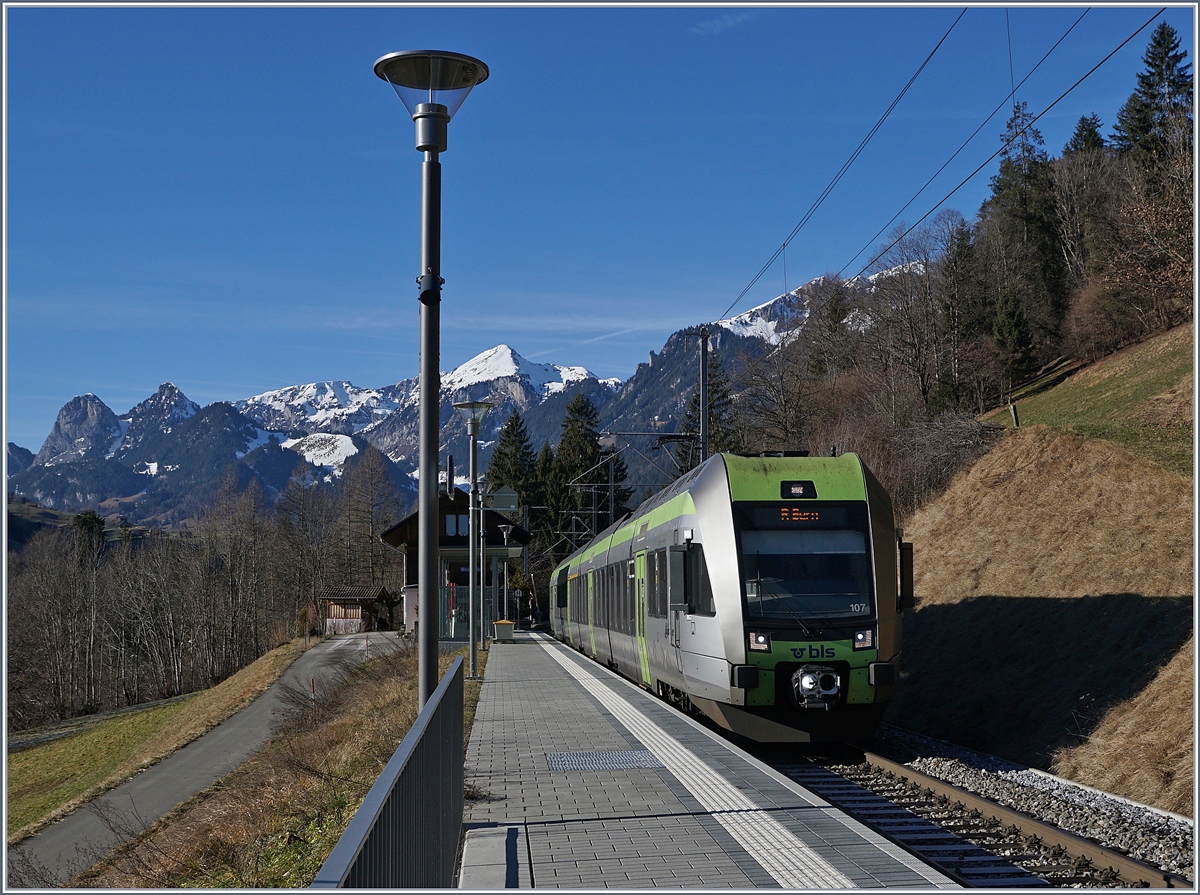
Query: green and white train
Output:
[[551, 452, 914, 743]]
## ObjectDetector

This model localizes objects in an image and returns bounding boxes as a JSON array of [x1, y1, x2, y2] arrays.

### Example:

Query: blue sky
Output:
[[5, 4, 1194, 452]]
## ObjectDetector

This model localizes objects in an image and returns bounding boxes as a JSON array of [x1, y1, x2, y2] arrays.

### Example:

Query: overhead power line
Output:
[[850, 6, 1166, 281], [717, 7, 968, 322], [837, 8, 1091, 278]]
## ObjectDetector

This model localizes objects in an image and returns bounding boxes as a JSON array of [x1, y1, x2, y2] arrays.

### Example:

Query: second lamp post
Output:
[[453, 400, 492, 679]]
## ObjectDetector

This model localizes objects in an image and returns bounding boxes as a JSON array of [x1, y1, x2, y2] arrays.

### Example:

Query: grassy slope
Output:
[[887, 325, 1194, 815], [984, 322, 1193, 475], [7, 639, 308, 842], [76, 645, 484, 888]]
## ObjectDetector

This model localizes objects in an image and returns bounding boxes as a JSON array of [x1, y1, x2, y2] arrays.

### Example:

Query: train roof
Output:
[[554, 452, 873, 573]]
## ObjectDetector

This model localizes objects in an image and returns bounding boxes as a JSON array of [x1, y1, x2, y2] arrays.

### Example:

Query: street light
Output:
[[498, 524, 513, 621], [453, 400, 493, 680], [376, 50, 489, 707]]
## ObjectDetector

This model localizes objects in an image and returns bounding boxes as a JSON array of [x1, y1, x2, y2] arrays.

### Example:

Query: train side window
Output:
[[687, 544, 716, 616], [556, 569, 568, 608], [649, 550, 667, 617], [667, 547, 687, 610]]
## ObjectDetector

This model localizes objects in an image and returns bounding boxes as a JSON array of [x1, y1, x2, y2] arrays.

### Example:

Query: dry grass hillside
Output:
[[886, 326, 1194, 817]]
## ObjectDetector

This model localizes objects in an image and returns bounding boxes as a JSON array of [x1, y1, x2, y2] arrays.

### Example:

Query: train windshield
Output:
[[734, 502, 874, 622]]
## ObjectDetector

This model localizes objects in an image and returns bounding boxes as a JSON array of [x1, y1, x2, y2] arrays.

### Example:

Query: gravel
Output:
[[877, 726, 1194, 882]]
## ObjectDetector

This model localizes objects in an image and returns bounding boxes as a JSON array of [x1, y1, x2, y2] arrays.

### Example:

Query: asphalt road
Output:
[[7, 632, 403, 888]]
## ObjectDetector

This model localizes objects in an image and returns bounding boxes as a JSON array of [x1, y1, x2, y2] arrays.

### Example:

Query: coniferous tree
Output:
[[1111, 22, 1193, 163], [992, 287, 1034, 401], [1063, 114, 1106, 155], [533, 441, 559, 514], [556, 394, 602, 496], [979, 102, 1069, 357], [485, 409, 536, 504]]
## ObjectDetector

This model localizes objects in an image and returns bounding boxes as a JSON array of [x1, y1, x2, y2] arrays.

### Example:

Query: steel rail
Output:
[[862, 750, 1191, 888]]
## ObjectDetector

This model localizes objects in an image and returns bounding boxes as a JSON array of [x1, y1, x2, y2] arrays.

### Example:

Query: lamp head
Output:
[[374, 50, 489, 121], [453, 400, 494, 435]]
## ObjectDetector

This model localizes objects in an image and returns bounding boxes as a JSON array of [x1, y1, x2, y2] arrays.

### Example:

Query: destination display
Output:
[[750, 505, 851, 529]]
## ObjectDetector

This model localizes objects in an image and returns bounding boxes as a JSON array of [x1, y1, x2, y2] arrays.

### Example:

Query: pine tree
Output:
[[555, 394, 602, 494], [992, 286, 1034, 399], [486, 409, 536, 504], [992, 102, 1050, 224], [532, 440, 561, 521], [1111, 22, 1193, 163], [981, 102, 1069, 353], [1063, 114, 1105, 155]]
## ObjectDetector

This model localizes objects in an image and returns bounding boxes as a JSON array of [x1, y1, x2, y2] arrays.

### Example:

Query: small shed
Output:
[[318, 585, 390, 635]]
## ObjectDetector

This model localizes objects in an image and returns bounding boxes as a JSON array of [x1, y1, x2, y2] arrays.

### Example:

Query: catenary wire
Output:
[[716, 7, 968, 322], [698, 7, 1164, 420], [836, 8, 1090, 278], [848, 7, 1165, 282]]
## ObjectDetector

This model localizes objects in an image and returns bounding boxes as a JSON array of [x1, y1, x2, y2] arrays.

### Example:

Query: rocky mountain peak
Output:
[[33, 394, 122, 467]]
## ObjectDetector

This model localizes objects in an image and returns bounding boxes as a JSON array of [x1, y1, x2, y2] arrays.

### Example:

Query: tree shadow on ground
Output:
[[884, 593, 1193, 768]]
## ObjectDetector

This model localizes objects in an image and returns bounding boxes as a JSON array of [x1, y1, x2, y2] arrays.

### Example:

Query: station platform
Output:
[[458, 632, 957, 889]]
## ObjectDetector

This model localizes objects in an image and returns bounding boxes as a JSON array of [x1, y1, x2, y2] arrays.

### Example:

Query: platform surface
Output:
[[458, 632, 957, 889]]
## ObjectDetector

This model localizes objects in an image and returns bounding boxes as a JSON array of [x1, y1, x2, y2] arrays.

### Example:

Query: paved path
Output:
[[459, 632, 957, 889], [7, 632, 402, 888]]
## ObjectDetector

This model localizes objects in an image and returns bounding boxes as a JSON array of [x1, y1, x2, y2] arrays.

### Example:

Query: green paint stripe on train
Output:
[[723, 453, 868, 502]]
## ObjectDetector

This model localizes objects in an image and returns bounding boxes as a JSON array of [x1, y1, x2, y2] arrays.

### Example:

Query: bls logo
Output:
[[791, 645, 836, 659]]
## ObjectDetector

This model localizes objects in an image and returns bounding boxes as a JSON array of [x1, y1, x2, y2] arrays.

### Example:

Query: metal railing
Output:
[[311, 656, 464, 888]]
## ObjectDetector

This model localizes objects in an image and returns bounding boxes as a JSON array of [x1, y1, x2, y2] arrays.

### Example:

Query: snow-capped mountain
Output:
[[235, 345, 613, 443], [715, 274, 876, 346], [359, 345, 620, 467], [109, 383, 200, 463], [234, 381, 407, 436], [441, 344, 603, 398], [15, 274, 894, 523]]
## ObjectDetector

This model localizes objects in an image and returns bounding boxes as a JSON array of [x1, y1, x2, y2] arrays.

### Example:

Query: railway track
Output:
[[759, 747, 1191, 888]]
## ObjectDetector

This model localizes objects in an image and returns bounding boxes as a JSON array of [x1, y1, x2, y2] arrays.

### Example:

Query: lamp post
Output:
[[453, 400, 492, 679], [375, 50, 488, 707], [498, 524, 513, 621]]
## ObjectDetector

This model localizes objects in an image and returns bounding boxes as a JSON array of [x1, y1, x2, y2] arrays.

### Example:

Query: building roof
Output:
[[317, 585, 392, 602], [380, 487, 530, 550]]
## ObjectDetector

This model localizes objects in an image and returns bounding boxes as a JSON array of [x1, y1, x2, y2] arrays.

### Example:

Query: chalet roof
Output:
[[317, 585, 392, 602], [380, 487, 530, 550]]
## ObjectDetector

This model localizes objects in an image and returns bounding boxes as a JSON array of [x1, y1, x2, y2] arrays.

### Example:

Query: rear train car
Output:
[[550, 452, 913, 743]]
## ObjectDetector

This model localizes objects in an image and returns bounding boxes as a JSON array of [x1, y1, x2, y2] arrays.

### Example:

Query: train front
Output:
[[689, 453, 911, 743]]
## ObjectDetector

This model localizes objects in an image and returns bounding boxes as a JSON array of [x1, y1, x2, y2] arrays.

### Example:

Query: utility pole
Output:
[[699, 326, 710, 463]]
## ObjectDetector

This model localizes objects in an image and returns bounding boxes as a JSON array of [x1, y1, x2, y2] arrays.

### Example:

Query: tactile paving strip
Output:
[[545, 750, 665, 771]]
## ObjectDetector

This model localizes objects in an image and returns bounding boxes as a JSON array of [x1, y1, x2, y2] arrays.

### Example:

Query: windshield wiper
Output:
[[753, 568, 817, 639]]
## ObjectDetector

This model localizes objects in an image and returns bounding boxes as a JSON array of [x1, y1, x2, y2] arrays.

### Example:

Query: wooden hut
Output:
[[318, 585, 391, 635]]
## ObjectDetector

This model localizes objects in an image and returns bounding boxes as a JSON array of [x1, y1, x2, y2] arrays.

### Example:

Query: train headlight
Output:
[[748, 631, 771, 652], [853, 628, 874, 650], [793, 664, 841, 702]]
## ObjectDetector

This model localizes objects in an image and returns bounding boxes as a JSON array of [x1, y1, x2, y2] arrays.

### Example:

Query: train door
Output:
[[634, 551, 651, 686], [667, 546, 687, 673], [587, 569, 597, 657]]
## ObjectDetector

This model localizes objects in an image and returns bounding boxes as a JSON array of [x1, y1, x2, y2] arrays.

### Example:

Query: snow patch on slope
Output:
[[283, 433, 359, 474]]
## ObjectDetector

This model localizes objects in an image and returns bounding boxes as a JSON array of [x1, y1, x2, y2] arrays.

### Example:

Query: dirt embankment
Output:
[[885, 424, 1193, 815]]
